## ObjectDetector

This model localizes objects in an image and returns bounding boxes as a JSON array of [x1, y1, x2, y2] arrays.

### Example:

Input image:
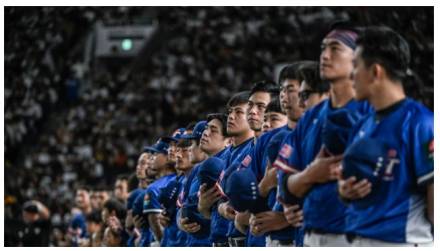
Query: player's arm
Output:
[[427, 183, 433, 224], [32, 200, 50, 220], [148, 213, 164, 243], [258, 162, 278, 197], [287, 148, 342, 197], [234, 211, 250, 234]]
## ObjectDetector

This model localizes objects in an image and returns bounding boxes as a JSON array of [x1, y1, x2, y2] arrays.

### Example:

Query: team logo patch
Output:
[[241, 155, 252, 167], [143, 193, 150, 207], [279, 144, 292, 159], [383, 148, 400, 181]]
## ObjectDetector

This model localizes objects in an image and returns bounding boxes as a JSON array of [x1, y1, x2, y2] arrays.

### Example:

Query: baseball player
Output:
[[277, 21, 372, 246], [338, 26, 433, 246], [142, 137, 177, 246]]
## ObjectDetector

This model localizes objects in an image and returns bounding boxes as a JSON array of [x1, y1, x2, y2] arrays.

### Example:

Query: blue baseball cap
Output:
[[158, 180, 181, 218], [225, 168, 270, 214], [181, 120, 207, 140], [266, 130, 290, 165], [143, 138, 170, 155], [343, 137, 391, 208], [197, 157, 225, 189], [322, 108, 362, 155], [162, 128, 186, 143], [181, 202, 211, 239]]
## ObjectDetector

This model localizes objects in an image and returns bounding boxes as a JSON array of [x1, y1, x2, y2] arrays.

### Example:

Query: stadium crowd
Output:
[[4, 7, 433, 247]]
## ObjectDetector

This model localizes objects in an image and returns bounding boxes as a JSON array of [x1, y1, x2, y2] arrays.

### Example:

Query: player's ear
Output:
[[371, 63, 384, 82]]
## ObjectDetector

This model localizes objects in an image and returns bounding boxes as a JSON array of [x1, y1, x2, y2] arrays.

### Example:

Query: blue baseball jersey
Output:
[[126, 187, 144, 247], [161, 175, 186, 247], [273, 99, 372, 233], [345, 98, 433, 243], [182, 163, 212, 246], [132, 190, 152, 246], [221, 138, 255, 239], [143, 173, 176, 244]]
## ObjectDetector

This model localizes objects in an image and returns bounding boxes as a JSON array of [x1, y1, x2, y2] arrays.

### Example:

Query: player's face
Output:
[[280, 79, 303, 121], [247, 92, 271, 132], [176, 146, 192, 172], [320, 38, 354, 81], [298, 81, 328, 110], [114, 179, 128, 201], [201, 119, 227, 155], [136, 153, 149, 179], [153, 153, 168, 173], [75, 189, 90, 209], [352, 46, 374, 101], [190, 139, 206, 164], [167, 142, 178, 165], [262, 112, 288, 133], [227, 103, 251, 136], [146, 153, 157, 177]]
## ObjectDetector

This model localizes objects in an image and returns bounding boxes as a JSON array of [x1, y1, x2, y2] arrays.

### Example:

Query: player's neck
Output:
[[209, 145, 227, 157], [287, 119, 297, 129], [369, 80, 406, 111], [159, 166, 176, 178], [329, 79, 355, 108], [139, 178, 149, 188], [254, 129, 263, 138], [233, 130, 254, 146]]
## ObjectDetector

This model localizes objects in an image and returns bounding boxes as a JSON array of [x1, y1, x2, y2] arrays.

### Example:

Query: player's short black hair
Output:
[[249, 80, 279, 100], [265, 97, 285, 115], [325, 19, 360, 36], [356, 26, 410, 82], [298, 61, 330, 93], [86, 210, 102, 224], [278, 61, 315, 85], [207, 113, 228, 137], [227, 91, 250, 109], [103, 199, 126, 221]]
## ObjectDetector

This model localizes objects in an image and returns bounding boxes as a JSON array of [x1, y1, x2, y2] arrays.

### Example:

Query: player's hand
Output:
[[179, 217, 201, 233], [249, 211, 290, 236], [218, 202, 236, 220], [198, 183, 222, 210], [338, 176, 372, 200], [133, 215, 146, 229], [259, 163, 278, 196], [158, 211, 170, 227], [278, 198, 303, 227], [306, 148, 343, 183]]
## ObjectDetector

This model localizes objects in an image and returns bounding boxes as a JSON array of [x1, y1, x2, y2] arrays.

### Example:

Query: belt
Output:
[[228, 237, 246, 247], [212, 242, 229, 247]]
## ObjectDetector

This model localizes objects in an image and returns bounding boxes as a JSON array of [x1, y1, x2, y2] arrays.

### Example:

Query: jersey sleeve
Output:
[[143, 187, 163, 214], [410, 112, 434, 187], [273, 127, 302, 174]]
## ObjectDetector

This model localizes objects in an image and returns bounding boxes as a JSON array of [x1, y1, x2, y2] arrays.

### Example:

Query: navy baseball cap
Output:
[[266, 130, 290, 165], [143, 138, 170, 155], [225, 168, 270, 214], [181, 120, 207, 140], [181, 202, 211, 239], [343, 137, 390, 208], [162, 128, 186, 143], [322, 108, 362, 155], [158, 180, 181, 218], [197, 157, 225, 189]]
